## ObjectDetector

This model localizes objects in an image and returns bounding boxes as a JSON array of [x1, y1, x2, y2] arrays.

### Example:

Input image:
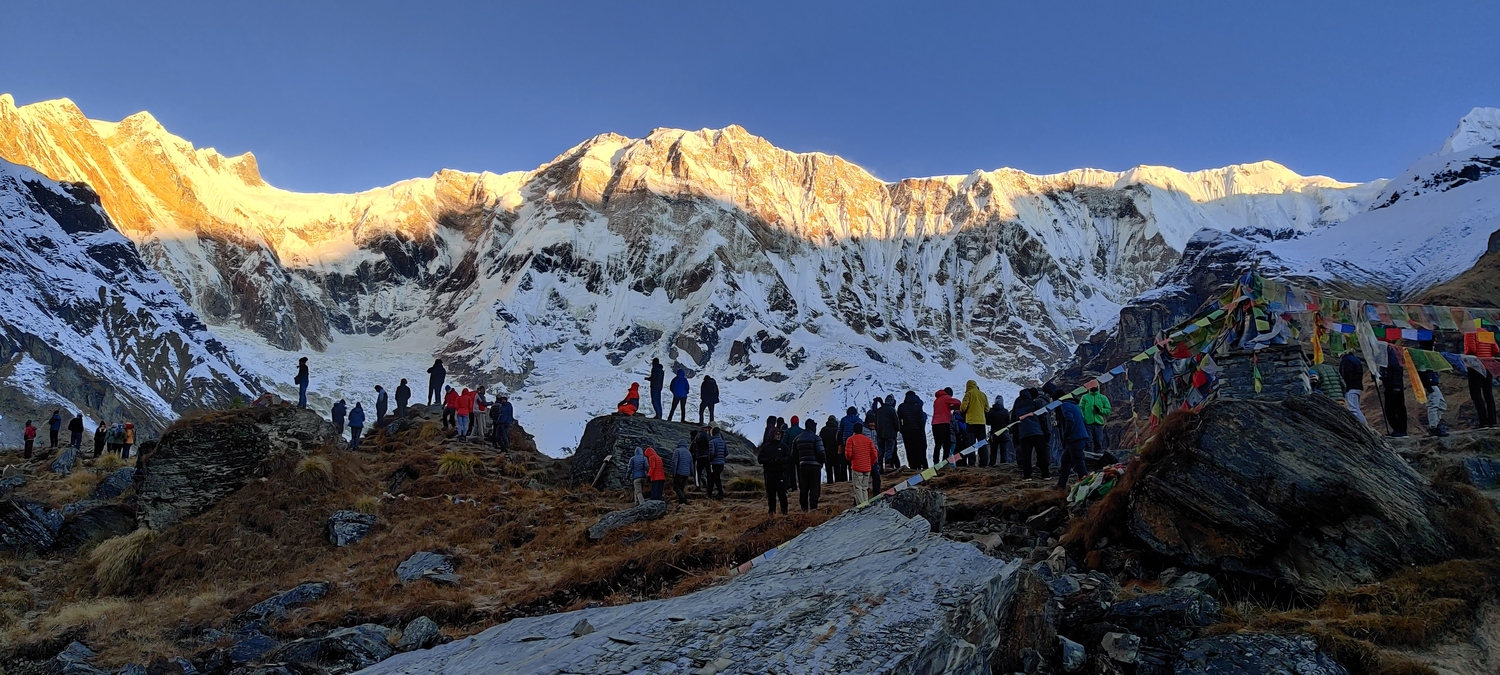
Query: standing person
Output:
[[1079, 384, 1112, 454], [699, 375, 719, 425], [22, 420, 35, 459], [395, 379, 411, 417], [105, 424, 123, 457], [332, 399, 347, 435], [122, 423, 135, 459], [930, 390, 960, 465], [1055, 396, 1091, 490], [629, 447, 649, 505], [295, 357, 310, 409], [794, 419, 825, 511], [472, 387, 490, 441], [691, 426, 711, 487], [48, 410, 62, 449], [670, 439, 693, 505], [1339, 352, 1371, 426], [985, 396, 1010, 466], [844, 424, 878, 505], [897, 391, 929, 470], [645, 447, 666, 502], [617, 383, 641, 416], [707, 428, 728, 499], [876, 394, 900, 470], [1310, 362, 1344, 399], [758, 419, 790, 515], [669, 370, 690, 423], [960, 381, 989, 467], [441, 386, 458, 430], [820, 416, 841, 483], [648, 358, 665, 419], [784, 417, 800, 492], [1465, 329, 1498, 428], [1012, 389, 1051, 479], [426, 359, 446, 405], [838, 406, 864, 480], [347, 403, 366, 450], [1421, 370, 1449, 437], [455, 388, 473, 438], [494, 394, 515, 450], [92, 422, 107, 459], [67, 413, 85, 450], [1381, 341, 1408, 438], [374, 385, 389, 426]]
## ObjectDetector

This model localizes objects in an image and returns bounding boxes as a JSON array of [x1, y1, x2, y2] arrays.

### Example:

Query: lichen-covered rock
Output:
[[0, 499, 62, 552], [326, 510, 377, 547], [135, 407, 343, 530], [1174, 633, 1349, 675], [395, 616, 444, 653], [1127, 396, 1455, 595], [361, 502, 1023, 675], [569, 415, 756, 490], [263, 624, 396, 674], [92, 466, 136, 500], [54, 504, 136, 551], [889, 487, 945, 533], [585, 500, 668, 542], [396, 552, 455, 583]]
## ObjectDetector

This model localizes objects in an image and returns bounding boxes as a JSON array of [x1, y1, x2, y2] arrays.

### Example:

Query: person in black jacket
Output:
[[426, 359, 446, 406], [875, 394, 900, 470], [1338, 352, 1370, 427], [395, 379, 411, 417], [896, 391, 928, 470], [820, 415, 842, 483], [1380, 341, 1407, 437], [648, 358, 665, 419], [375, 385, 389, 425], [793, 419, 826, 511], [92, 421, 107, 458], [984, 397, 1010, 466], [331, 399, 347, 434], [49, 410, 62, 449], [67, 413, 85, 450], [757, 417, 791, 515], [1011, 389, 1051, 479], [691, 426, 711, 487], [699, 376, 720, 425]]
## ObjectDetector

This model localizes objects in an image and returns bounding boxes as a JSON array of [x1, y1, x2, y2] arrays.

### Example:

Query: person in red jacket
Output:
[[22, 420, 36, 459], [455, 388, 474, 438], [844, 424, 879, 505], [441, 385, 458, 430], [930, 389, 961, 465], [645, 446, 666, 501], [1465, 330, 1498, 428], [617, 383, 641, 416]]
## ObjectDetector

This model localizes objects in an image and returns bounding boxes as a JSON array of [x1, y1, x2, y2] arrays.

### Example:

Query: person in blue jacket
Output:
[[493, 394, 516, 450], [347, 403, 366, 451], [668, 369, 690, 423], [331, 399, 347, 434], [707, 428, 728, 499], [670, 439, 694, 505], [1054, 395, 1091, 490], [629, 446, 649, 505]]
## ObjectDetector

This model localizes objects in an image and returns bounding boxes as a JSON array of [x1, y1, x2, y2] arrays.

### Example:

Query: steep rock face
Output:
[[0, 157, 256, 440], [135, 406, 343, 529], [362, 502, 1023, 675], [1127, 396, 1454, 594], [569, 415, 757, 490]]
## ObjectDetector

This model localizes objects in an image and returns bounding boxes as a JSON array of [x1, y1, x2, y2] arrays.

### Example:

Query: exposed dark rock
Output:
[[362, 503, 1023, 675], [54, 504, 135, 551], [136, 407, 343, 530], [394, 616, 444, 653], [0, 499, 62, 553], [232, 582, 330, 628], [1464, 456, 1500, 489], [995, 565, 1061, 673], [887, 487, 945, 533], [0, 474, 25, 497], [262, 624, 396, 674], [1059, 635, 1086, 672], [1106, 588, 1221, 639], [50, 641, 105, 675], [396, 552, 455, 583], [1100, 632, 1140, 665], [326, 510, 376, 547], [569, 415, 756, 490], [227, 631, 279, 665], [50, 447, 78, 475], [1026, 506, 1067, 532], [1168, 571, 1222, 597], [91, 466, 136, 500], [584, 500, 667, 542], [1126, 395, 1457, 595], [1174, 633, 1349, 675], [145, 656, 199, 675]]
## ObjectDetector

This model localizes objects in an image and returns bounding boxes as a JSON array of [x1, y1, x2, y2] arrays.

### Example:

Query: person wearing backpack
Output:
[[670, 439, 694, 505], [707, 428, 728, 499], [757, 417, 791, 515], [793, 418, 826, 511]]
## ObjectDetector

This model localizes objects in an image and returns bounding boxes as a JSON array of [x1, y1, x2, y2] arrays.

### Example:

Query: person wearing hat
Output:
[[930, 389, 960, 465]]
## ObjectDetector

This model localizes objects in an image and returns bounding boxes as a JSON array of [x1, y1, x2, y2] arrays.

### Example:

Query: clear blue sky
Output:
[[7, 1, 1498, 193]]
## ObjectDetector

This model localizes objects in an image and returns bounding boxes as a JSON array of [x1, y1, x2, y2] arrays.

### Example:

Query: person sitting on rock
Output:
[[844, 423, 878, 505], [395, 378, 411, 417], [669, 370, 690, 422], [629, 446, 649, 505], [617, 383, 641, 416], [347, 403, 366, 451], [645, 446, 666, 501]]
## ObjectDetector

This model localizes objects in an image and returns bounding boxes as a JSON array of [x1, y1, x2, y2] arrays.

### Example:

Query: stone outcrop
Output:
[[1125, 395, 1458, 595], [54, 504, 136, 551], [91, 466, 136, 500], [396, 552, 457, 584], [135, 407, 343, 529], [262, 624, 396, 674], [326, 510, 377, 547], [0, 499, 62, 552], [362, 502, 1022, 675], [570, 415, 756, 490], [1174, 633, 1349, 675], [584, 500, 668, 542], [395, 617, 444, 653], [232, 582, 330, 629], [888, 487, 945, 533]]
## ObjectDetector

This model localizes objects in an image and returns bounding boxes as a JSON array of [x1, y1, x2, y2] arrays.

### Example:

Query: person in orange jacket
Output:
[[618, 383, 641, 416], [455, 388, 474, 438], [645, 446, 666, 501], [441, 385, 458, 430], [844, 424, 879, 505]]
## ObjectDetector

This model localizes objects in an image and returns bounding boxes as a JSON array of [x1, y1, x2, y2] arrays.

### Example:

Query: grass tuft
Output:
[[726, 477, 764, 493], [438, 452, 483, 477], [89, 529, 156, 595], [295, 455, 335, 487], [353, 495, 380, 514]]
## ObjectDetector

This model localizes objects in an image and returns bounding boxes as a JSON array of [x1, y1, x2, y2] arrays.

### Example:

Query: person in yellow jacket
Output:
[[959, 380, 989, 466], [1080, 385, 1111, 453]]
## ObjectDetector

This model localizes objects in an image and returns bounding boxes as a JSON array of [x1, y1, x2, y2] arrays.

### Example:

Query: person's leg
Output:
[[1343, 389, 1368, 425], [350, 429, 361, 451], [852, 471, 869, 504], [50, 429, 58, 448], [1034, 438, 1051, 478], [824, 454, 834, 483], [871, 463, 882, 495], [299, 381, 308, 409], [699, 402, 706, 426], [710, 465, 724, 498], [675, 475, 689, 504], [653, 480, 665, 501], [1017, 437, 1033, 478], [1426, 389, 1445, 430], [707, 403, 715, 424], [1485, 377, 1498, 427], [1386, 386, 1407, 435], [634, 478, 645, 505], [652, 387, 663, 418], [777, 482, 788, 515], [23, 439, 32, 459], [932, 425, 949, 464], [809, 467, 821, 509], [764, 473, 777, 514]]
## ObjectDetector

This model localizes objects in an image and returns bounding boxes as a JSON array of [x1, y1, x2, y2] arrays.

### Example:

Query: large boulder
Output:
[[0, 499, 62, 552], [232, 582, 331, 628], [1125, 395, 1456, 595], [361, 502, 1024, 675], [135, 407, 343, 529], [584, 500, 668, 542], [261, 624, 396, 674], [54, 504, 136, 550], [91, 466, 137, 500], [569, 415, 756, 490], [1174, 633, 1349, 675]]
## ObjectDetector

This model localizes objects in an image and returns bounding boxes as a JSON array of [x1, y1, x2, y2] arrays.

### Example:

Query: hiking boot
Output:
[[1429, 426, 1450, 437]]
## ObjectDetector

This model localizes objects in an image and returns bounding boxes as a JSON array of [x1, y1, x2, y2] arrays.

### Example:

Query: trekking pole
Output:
[[591, 451, 615, 489]]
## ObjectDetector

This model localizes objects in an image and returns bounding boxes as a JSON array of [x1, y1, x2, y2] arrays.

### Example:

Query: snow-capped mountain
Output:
[[0, 157, 257, 442], [2, 94, 1489, 453]]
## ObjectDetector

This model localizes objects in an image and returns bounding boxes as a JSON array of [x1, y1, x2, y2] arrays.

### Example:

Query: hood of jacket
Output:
[[634, 446, 644, 458]]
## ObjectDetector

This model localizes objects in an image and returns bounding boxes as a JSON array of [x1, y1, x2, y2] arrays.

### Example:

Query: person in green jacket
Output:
[[1080, 384, 1112, 453], [1309, 362, 1344, 400]]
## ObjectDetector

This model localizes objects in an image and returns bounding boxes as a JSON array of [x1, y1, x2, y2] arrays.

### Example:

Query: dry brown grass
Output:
[[89, 529, 156, 595], [726, 477, 763, 492], [437, 451, 483, 476], [294, 454, 335, 487], [353, 495, 380, 514], [95, 453, 124, 471], [1064, 406, 1203, 551]]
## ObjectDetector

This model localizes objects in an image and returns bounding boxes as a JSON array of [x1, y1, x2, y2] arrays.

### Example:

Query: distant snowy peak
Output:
[[1440, 106, 1500, 155]]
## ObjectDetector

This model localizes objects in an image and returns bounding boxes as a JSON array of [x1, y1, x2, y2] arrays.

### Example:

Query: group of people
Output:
[[19, 410, 135, 460], [298, 358, 518, 451], [619, 358, 720, 424], [628, 425, 730, 506], [1319, 332, 1498, 438]]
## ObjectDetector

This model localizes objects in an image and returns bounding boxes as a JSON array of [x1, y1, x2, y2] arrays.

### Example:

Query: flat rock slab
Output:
[[586, 500, 668, 541], [328, 510, 378, 547], [397, 552, 455, 583], [361, 502, 1022, 675]]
